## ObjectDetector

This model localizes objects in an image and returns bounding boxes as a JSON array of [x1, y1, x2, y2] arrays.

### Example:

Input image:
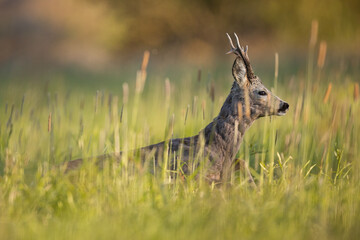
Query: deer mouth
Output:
[[277, 110, 288, 116]]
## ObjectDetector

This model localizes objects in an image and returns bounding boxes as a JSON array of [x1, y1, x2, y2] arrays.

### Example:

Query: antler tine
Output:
[[233, 33, 242, 51], [226, 33, 235, 49], [232, 33, 255, 80]]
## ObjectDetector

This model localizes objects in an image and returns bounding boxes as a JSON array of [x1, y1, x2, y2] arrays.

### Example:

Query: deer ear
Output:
[[232, 57, 249, 86]]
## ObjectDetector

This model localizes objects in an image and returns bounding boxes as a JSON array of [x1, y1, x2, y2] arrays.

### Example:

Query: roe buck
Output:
[[65, 33, 289, 183]]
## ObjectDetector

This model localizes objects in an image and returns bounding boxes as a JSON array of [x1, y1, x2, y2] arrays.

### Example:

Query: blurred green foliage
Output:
[[98, 0, 360, 51], [0, 0, 359, 67]]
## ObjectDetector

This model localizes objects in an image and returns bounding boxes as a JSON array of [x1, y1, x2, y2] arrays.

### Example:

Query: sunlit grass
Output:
[[0, 49, 359, 239]]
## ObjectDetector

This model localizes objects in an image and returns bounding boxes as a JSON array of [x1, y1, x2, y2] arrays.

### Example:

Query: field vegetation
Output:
[[0, 28, 359, 239]]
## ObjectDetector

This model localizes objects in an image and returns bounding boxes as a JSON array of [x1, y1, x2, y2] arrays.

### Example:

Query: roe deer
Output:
[[65, 33, 289, 183]]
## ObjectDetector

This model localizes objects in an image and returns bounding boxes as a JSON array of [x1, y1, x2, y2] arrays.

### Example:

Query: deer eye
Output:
[[258, 91, 267, 96]]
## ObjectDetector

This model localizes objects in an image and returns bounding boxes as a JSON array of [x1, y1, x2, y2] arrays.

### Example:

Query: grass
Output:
[[0, 47, 359, 240]]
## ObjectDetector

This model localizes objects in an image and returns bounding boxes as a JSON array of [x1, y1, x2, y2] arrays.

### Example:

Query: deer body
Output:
[[65, 34, 289, 182]]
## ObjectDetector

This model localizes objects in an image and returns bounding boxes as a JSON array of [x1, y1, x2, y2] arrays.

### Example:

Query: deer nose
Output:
[[279, 102, 289, 112]]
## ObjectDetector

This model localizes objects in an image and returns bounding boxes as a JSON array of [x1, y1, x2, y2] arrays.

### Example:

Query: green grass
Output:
[[0, 53, 359, 240]]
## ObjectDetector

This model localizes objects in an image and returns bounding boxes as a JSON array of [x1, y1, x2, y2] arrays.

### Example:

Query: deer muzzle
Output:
[[277, 101, 289, 116]]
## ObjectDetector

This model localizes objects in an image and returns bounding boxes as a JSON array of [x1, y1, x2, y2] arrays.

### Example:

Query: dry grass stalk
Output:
[[6, 104, 14, 128], [108, 94, 113, 119], [135, 51, 150, 93], [135, 71, 142, 93], [309, 20, 318, 47], [184, 104, 189, 125], [244, 86, 250, 118], [274, 53, 279, 80], [141, 50, 150, 72], [168, 114, 175, 138], [210, 82, 215, 103], [267, 94, 272, 112], [237, 102, 243, 120], [354, 83, 359, 101], [331, 103, 338, 129], [113, 96, 120, 156], [165, 78, 171, 101], [323, 83, 332, 103], [123, 83, 129, 104], [140, 50, 150, 92], [100, 90, 104, 107], [192, 96, 198, 116], [120, 104, 124, 123], [95, 90, 99, 113], [20, 95, 25, 116], [48, 112, 52, 132], [202, 100, 206, 120], [317, 41, 327, 69]]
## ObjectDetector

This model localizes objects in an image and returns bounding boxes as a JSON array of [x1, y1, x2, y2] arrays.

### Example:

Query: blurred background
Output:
[[1, 0, 359, 71]]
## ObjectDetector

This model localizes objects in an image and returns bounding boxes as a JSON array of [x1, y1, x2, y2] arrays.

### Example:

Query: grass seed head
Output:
[[317, 41, 327, 69], [354, 83, 359, 101], [309, 19, 318, 47], [323, 83, 332, 103]]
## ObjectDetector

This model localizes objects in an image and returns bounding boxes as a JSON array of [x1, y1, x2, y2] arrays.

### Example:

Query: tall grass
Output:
[[0, 39, 359, 239]]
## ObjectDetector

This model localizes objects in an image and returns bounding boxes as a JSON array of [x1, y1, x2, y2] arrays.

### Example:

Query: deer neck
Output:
[[202, 83, 254, 161]]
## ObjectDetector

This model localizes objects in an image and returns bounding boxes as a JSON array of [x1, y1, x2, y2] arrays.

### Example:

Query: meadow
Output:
[[0, 45, 359, 240]]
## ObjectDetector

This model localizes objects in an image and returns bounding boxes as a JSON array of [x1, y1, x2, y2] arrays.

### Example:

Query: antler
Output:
[[226, 33, 255, 80]]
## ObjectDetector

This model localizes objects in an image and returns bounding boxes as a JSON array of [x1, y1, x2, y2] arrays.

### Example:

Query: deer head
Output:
[[226, 33, 289, 120]]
